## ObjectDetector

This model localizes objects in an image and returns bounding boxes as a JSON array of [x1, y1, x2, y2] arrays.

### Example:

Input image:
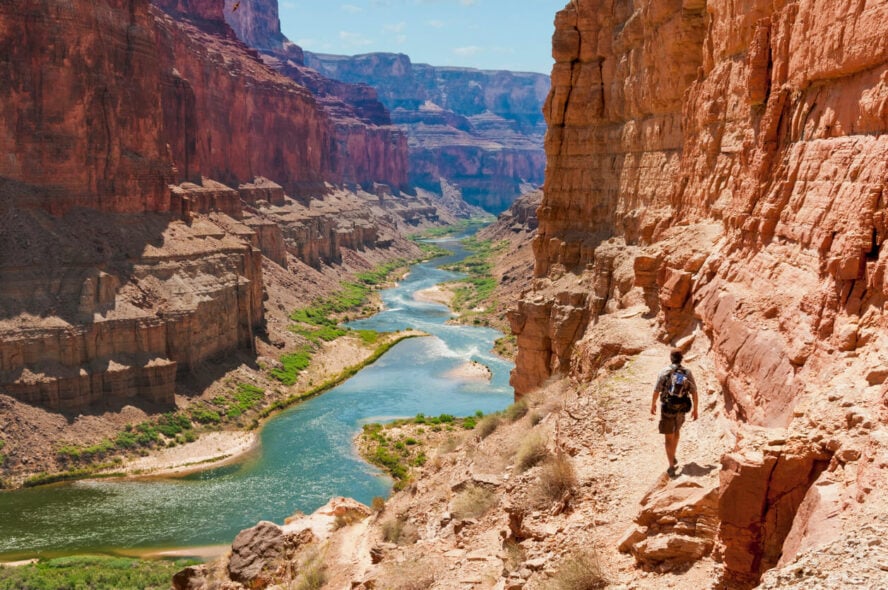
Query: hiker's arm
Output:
[[650, 390, 659, 415]]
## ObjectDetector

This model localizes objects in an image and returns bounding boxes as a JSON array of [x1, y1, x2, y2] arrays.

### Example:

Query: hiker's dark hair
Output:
[[670, 349, 683, 364]]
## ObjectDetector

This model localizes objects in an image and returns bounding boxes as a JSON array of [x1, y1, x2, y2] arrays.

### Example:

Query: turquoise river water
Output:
[[0, 239, 514, 560]]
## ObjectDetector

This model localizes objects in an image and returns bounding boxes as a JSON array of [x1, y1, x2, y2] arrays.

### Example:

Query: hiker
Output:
[[650, 349, 698, 476]]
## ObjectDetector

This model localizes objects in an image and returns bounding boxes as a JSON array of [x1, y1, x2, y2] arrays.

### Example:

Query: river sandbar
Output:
[[444, 360, 492, 381], [414, 285, 455, 306]]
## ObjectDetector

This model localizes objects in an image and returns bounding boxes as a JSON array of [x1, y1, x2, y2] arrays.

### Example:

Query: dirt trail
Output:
[[556, 343, 732, 586]]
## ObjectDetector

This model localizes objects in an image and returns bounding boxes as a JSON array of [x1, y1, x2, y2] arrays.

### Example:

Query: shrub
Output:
[[270, 350, 311, 385], [504, 399, 529, 422], [516, 434, 548, 472], [381, 517, 418, 545], [476, 415, 501, 439], [189, 405, 221, 424], [371, 496, 386, 513], [550, 550, 608, 590], [536, 454, 577, 504], [451, 486, 497, 520], [0, 555, 200, 590]]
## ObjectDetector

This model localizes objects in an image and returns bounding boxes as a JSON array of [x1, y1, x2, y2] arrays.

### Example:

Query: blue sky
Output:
[[279, 0, 568, 74]]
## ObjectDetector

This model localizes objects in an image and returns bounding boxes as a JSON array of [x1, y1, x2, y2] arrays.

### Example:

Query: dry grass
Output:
[[476, 414, 502, 439], [515, 433, 548, 472], [438, 434, 463, 454], [535, 453, 577, 505], [451, 485, 497, 520], [381, 516, 419, 545], [292, 546, 327, 590], [333, 508, 367, 530], [550, 549, 607, 590], [371, 496, 386, 513], [504, 399, 529, 422]]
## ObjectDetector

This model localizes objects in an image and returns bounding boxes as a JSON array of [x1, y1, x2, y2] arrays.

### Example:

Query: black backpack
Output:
[[661, 367, 692, 413]]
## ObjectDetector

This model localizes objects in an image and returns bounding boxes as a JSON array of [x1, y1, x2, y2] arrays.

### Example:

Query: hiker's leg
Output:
[[664, 433, 678, 466]]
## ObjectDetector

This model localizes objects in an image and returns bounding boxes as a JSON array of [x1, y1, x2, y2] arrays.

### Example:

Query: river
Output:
[[0, 238, 514, 560]]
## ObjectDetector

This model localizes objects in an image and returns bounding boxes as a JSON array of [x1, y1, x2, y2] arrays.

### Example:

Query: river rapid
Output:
[[0, 238, 514, 560]]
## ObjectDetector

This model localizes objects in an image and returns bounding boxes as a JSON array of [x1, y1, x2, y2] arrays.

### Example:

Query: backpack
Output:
[[661, 366, 692, 413]]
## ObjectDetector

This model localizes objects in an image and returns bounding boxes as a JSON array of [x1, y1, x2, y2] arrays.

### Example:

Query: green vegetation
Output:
[[0, 555, 200, 590], [440, 237, 508, 319], [412, 240, 452, 259], [273, 260, 408, 386], [56, 411, 198, 469], [360, 411, 484, 489], [0, 439, 5, 466], [411, 218, 494, 239]]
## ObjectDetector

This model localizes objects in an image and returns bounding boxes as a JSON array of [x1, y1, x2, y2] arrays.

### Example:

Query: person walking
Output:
[[650, 349, 698, 476]]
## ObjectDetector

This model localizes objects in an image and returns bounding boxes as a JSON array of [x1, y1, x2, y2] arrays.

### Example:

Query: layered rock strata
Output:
[[223, 0, 409, 193], [0, 207, 264, 411], [304, 52, 549, 213], [511, 0, 888, 585]]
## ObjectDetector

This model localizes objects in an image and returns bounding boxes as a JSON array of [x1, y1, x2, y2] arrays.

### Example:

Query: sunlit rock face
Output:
[[223, 0, 410, 193], [512, 0, 888, 585], [303, 51, 549, 213]]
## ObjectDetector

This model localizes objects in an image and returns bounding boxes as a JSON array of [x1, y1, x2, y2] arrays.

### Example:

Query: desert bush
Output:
[[504, 399, 529, 422], [550, 550, 607, 590], [476, 414, 502, 439], [516, 433, 548, 472], [529, 411, 545, 426], [536, 454, 578, 504], [381, 517, 418, 545], [333, 508, 367, 530], [451, 485, 497, 520]]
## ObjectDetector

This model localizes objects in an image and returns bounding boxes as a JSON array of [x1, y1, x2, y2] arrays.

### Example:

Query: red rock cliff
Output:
[[223, 0, 410, 192], [304, 52, 549, 213], [513, 0, 888, 585], [0, 0, 174, 213]]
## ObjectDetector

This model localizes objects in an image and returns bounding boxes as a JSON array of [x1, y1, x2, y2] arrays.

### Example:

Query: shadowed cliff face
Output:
[[304, 51, 550, 213], [512, 0, 888, 585], [0, 0, 174, 213]]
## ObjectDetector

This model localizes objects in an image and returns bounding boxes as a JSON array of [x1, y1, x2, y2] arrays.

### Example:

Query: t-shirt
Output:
[[655, 363, 698, 397]]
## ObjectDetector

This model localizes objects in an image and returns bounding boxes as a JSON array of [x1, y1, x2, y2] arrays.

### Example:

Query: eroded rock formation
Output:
[[304, 52, 549, 213], [223, 0, 410, 193], [510, 0, 888, 585]]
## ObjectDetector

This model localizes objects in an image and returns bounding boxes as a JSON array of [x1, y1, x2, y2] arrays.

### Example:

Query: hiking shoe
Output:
[[667, 465, 676, 477]]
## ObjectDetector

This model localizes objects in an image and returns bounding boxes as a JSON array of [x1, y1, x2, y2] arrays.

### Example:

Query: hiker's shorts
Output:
[[659, 411, 685, 434]]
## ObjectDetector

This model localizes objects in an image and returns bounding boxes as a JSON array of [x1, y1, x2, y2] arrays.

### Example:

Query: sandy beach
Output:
[[414, 284, 455, 306], [119, 430, 259, 478], [444, 360, 492, 381]]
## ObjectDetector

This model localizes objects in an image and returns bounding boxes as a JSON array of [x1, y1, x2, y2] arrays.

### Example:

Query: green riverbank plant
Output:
[[0, 555, 199, 590]]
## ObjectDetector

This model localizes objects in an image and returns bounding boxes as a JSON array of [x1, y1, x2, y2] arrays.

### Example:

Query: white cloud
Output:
[[340, 3, 363, 13], [396, 34, 408, 44], [460, 0, 477, 4], [383, 21, 407, 33], [453, 45, 482, 56], [426, 19, 446, 28], [339, 30, 374, 47]]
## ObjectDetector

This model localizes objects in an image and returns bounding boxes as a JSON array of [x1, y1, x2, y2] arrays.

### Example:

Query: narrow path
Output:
[[557, 342, 732, 587]]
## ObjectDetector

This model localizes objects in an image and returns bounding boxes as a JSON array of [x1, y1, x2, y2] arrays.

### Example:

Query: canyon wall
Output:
[[223, 0, 410, 193], [0, 0, 431, 415], [0, 0, 174, 214], [304, 52, 549, 213], [512, 0, 888, 585]]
